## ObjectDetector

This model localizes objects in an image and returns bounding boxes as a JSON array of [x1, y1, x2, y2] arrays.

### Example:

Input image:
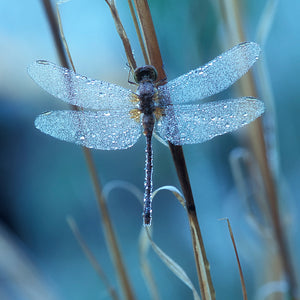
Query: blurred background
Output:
[[0, 0, 299, 299]]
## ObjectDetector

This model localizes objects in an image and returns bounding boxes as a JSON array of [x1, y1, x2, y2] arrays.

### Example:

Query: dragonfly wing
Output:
[[35, 110, 141, 150], [28, 61, 135, 110], [158, 42, 260, 104], [156, 97, 264, 145]]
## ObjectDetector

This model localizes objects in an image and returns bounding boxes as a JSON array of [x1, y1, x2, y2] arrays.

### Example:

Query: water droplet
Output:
[[38, 60, 49, 65]]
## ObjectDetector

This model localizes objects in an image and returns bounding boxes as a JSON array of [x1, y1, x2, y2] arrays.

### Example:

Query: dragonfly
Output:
[[28, 41, 264, 226]]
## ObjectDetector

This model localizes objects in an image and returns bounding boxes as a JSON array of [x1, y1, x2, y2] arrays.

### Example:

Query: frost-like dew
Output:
[[28, 61, 135, 110], [35, 110, 141, 150], [158, 42, 260, 104], [30, 42, 264, 226], [156, 97, 264, 145]]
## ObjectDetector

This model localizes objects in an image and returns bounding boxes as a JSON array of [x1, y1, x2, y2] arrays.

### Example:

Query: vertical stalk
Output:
[[132, 1, 215, 299], [219, 0, 298, 298], [41, 1, 135, 299]]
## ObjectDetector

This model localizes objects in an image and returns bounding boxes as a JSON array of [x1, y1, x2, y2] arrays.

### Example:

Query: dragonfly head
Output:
[[134, 65, 157, 83]]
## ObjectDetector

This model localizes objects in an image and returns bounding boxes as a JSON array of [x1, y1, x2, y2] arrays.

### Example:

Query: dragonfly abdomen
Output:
[[143, 127, 153, 226]]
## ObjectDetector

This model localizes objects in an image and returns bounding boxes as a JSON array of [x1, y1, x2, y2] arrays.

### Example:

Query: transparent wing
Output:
[[28, 60, 135, 110], [35, 110, 142, 150], [158, 42, 260, 104], [156, 97, 264, 145]]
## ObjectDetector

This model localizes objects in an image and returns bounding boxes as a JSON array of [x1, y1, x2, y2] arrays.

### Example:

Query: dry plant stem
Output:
[[42, 0, 68, 68], [127, 0, 149, 65], [139, 228, 160, 300], [67, 217, 120, 300], [83, 149, 136, 300], [56, 3, 76, 72], [170, 146, 215, 300], [249, 122, 298, 299], [41, 1, 136, 299], [220, 0, 298, 297], [222, 219, 248, 300], [132, 0, 164, 81], [132, 1, 215, 299], [105, 0, 137, 70]]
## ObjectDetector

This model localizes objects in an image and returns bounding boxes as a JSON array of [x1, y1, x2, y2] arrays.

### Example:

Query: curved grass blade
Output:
[[145, 227, 201, 300], [67, 216, 119, 300]]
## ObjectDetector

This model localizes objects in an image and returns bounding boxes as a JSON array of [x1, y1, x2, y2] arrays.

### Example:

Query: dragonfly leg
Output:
[[126, 63, 138, 85]]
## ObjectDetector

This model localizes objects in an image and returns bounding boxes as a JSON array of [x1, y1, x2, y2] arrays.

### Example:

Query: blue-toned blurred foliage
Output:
[[0, 0, 299, 299]]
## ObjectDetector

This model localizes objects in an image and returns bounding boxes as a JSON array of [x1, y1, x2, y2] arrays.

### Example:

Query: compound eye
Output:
[[133, 68, 142, 83], [149, 67, 158, 81]]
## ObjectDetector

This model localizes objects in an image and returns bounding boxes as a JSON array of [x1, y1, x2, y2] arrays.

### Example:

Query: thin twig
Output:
[[132, 0, 164, 80], [219, 0, 298, 298], [83, 149, 136, 300], [105, 0, 137, 70], [41, 0, 68, 68], [139, 228, 160, 300], [67, 216, 120, 300], [41, 1, 136, 299], [56, 1, 76, 72], [132, 1, 215, 299], [221, 218, 248, 300], [127, 0, 149, 65]]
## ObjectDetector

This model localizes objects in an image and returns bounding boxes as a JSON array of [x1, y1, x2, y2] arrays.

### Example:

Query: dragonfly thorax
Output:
[[138, 81, 157, 115], [135, 66, 158, 116]]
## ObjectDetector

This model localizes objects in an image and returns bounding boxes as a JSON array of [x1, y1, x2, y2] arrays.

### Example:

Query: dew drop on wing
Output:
[[28, 60, 136, 111], [38, 60, 49, 65], [157, 97, 264, 145], [158, 42, 261, 105], [35, 110, 142, 150]]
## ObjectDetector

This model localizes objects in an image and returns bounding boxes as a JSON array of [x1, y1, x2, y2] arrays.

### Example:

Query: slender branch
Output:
[[219, 0, 298, 298], [132, 1, 215, 299], [127, 0, 149, 65], [67, 216, 120, 300], [132, 0, 164, 80], [221, 218, 248, 300], [105, 0, 137, 70], [41, 0, 68, 68], [41, 1, 135, 299]]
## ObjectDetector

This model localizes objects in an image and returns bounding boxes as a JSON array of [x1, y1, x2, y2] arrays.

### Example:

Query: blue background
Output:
[[0, 0, 299, 299]]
